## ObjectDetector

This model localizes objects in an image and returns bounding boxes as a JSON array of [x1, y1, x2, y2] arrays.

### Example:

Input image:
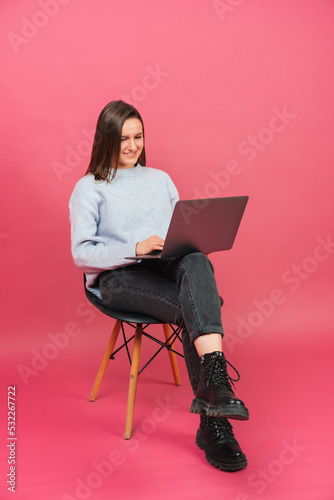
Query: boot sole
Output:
[[190, 398, 249, 420], [196, 430, 248, 472]]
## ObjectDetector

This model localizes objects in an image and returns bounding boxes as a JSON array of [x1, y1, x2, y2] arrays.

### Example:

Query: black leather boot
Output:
[[196, 415, 247, 471], [190, 351, 249, 420]]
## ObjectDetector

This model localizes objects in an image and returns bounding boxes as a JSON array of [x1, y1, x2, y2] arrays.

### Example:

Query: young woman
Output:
[[69, 100, 249, 472]]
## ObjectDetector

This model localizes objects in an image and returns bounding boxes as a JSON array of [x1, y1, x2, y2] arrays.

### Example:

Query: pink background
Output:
[[1, 1, 333, 499]]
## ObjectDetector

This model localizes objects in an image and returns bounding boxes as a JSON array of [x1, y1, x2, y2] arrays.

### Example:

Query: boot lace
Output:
[[204, 355, 241, 392], [204, 416, 234, 436]]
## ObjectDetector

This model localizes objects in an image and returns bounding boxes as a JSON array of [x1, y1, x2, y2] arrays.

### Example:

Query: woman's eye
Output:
[[121, 136, 142, 141]]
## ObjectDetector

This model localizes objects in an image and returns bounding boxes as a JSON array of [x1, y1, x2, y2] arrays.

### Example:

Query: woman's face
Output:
[[118, 118, 144, 169]]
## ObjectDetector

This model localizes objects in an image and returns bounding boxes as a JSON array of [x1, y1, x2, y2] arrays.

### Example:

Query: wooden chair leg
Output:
[[163, 324, 181, 386], [89, 320, 122, 402], [124, 324, 143, 440]]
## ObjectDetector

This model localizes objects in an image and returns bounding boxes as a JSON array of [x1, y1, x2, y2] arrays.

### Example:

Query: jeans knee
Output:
[[181, 252, 210, 264], [180, 252, 213, 272]]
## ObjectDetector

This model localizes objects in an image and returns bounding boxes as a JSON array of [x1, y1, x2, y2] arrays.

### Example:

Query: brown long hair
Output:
[[86, 100, 146, 182]]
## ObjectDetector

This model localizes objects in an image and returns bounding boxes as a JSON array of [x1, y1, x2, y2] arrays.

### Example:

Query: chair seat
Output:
[[84, 281, 163, 324]]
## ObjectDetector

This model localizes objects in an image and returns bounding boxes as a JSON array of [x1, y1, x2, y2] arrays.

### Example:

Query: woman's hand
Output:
[[136, 235, 165, 255]]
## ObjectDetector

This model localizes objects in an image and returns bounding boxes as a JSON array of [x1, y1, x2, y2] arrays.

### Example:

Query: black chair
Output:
[[84, 277, 184, 439]]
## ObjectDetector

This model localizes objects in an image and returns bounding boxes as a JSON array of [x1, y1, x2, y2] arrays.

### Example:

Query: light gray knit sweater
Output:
[[69, 165, 179, 297]]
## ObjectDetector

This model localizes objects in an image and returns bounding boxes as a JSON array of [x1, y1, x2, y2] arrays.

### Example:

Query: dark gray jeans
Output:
[[99, 252, 224, 393]]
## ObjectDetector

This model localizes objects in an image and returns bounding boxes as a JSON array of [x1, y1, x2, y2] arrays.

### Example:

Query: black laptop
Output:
[[125, 196, 249, 260]]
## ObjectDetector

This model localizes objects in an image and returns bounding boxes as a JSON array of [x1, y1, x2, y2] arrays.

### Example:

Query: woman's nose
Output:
[[129, 138, 137, 150]]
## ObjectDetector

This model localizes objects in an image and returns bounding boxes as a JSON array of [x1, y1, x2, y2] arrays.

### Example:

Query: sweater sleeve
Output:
[[166, 173, 180, 209], [69, 198, 138, 275]]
